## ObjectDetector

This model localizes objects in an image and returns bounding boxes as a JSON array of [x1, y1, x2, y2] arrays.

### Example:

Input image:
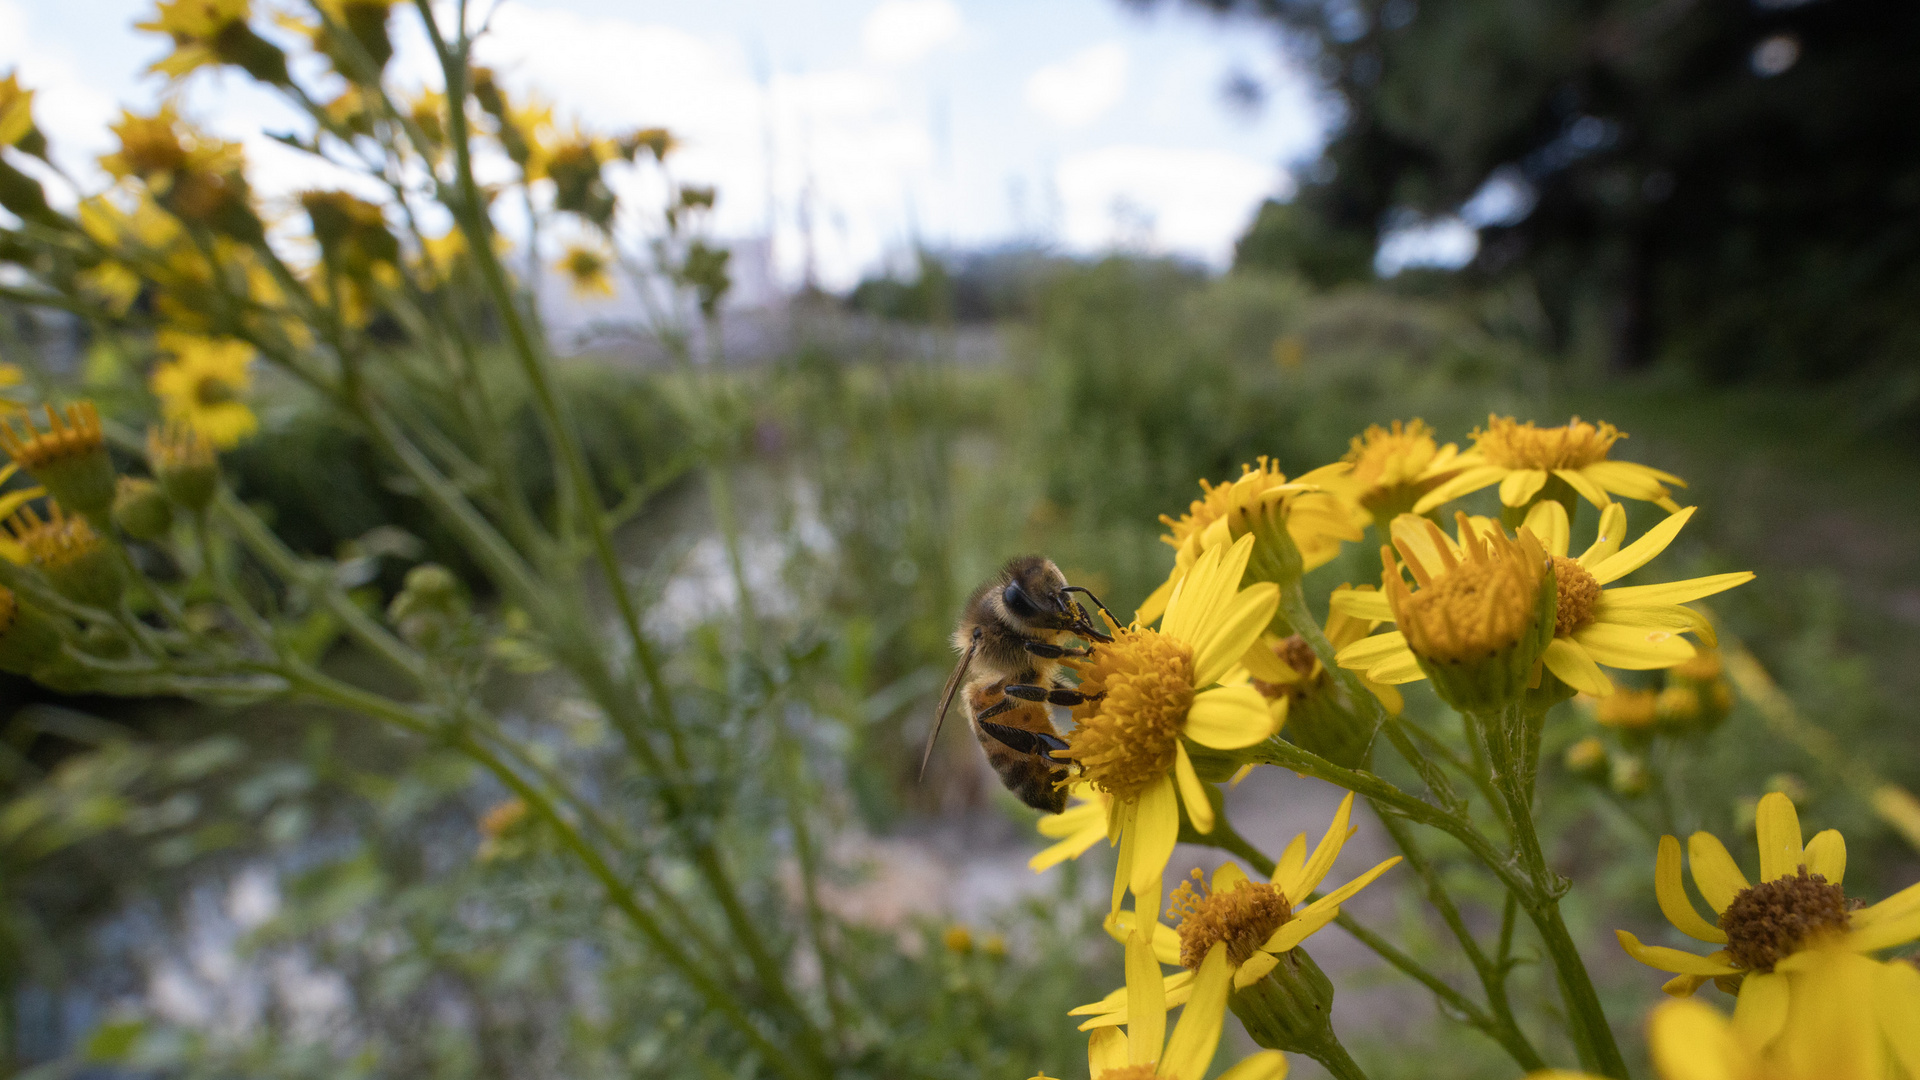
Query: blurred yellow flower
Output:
[[1414, 415, 1685, 515], [1061, 535, 1278, 912], [0, 70, 40, 151], [150, 332, 257, 448], [137, 0, 288, 83], [1073, 931, 1285, 1080], [1325, 419, 1466, 527], [557, 243, 615, 298]]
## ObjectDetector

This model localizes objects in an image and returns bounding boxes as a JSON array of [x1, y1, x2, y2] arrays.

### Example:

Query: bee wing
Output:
[[976, 718, 1070, 764], [920, 628, 981, 780]]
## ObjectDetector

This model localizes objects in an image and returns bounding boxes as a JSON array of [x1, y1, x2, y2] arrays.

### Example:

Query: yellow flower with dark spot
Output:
[[1073, 794, 1398, 1029], [151, 332, 257, 449], [1061, 535, 1278, 912], [1415, 415, 1685, 515], [557, 243, 615, 298], [1335, 503, 1752, 698], [1616, 792, 1920, 1034]]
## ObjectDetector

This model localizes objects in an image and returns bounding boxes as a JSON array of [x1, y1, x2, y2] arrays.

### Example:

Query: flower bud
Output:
[[388, 563, 467, 650], [0, 585, 65, 675], [112, 476, 174, 541], [1610, 753, 1649, 798], [147, 424, 220, 511], [8, 504, 123, 609], [1563, 735, 1609, 780], [1, 402, 116, 524], [1229, 946, 1337, 1053]]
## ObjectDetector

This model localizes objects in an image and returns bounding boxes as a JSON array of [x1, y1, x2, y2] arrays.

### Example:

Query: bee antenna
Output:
[[1062, 586, 1119, 632]]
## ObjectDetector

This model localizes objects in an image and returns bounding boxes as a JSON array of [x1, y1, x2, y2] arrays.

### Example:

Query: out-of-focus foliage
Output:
[[1179, 0, 1920, 398]]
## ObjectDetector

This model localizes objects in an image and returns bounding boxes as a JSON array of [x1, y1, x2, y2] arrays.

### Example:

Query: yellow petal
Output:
[[1335, 630, 1408, 669], [1616, 929, 1742, 976], [1687, 833, 1751, 913], [1731, 970, 1788, 1051], [1192, 582, 1279, 686], [1215, 1050, 1289, 1080], [1554, 467, 1612, 510], [1126, 929, 1166, 1066], [1174, 742, 1214, 835], [1136, 574, 1176, 628], [1877, 962, 1920, 1079], [1579, 502, 1630, 567], [1165, 534, 1257, 644], [1523, 499, 1570, 558], [1754, 792, 1803, 883], [1279, 792, 1353, 900], [1329, 588, 1393, 622], [1656, 835, 1728, 944], [1803, 828, 1845, 885], [1845, 905, 1920, 953], [1365, 649, 1428, 685], [1159, 944, 1229, 1080], [1589, 506, 1696, 585], [1111, 801, 1133, 915], [1285, 855, 1401, 934], [1647, 998, 1744, 1080], [1499, 468, 1549, 507], [1029, 822, 1107, 872], [1662, 972, 1714, 998], [1129, 776, 1180, 906], [1854, 880, 1920, 930], [1185, 685, 1274, 750], [1571, 623, 1696, 669], [1240, 636, 1298, 682], [1585, 459, 1686, 498], [1089, 1027, 1128, 1074], [1233, 949, 1280, 989], [1264, 902, 1341, 953], [1410, 464, 1504, 515], [1271, 833, 1306, 888], [1543, 637, 1613, 697], [1598, 572, 1755, 607]]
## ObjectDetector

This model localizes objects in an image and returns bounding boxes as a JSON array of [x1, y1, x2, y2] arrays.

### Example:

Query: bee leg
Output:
[[974, 695, 1019, 721], [1023, 640, 1094, 660], [977, 719, 1072, 763], [1005, 684, 1101, 708]]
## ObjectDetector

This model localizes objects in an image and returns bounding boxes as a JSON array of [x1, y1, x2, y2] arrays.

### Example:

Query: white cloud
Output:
[[860, 0, 962, 67], [1055, 144, 1279, 264], [1025, 42, 1127, 129], [1374, 216, 1478, 276], [0, 0, 122, 187]]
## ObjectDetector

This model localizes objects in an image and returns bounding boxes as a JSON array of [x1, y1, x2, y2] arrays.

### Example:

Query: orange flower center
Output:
[[1550, 556, 1600, 635], [1473, 415, 1621, 471], [1718, 869, 1852, 973], [1061, 628, 1192, 802], [1385, 520, 1546, 664], [1169, 868, 1291, 969]]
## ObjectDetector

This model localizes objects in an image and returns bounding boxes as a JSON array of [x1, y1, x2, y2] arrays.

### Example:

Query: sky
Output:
[[0, 0, 1467, 291]]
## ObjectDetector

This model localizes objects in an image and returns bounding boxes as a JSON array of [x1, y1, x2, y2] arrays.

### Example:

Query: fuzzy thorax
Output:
[[1061, 628, 1192, 802], [1472, 415, 1622, 471], [1170, 868, 1290, 970]]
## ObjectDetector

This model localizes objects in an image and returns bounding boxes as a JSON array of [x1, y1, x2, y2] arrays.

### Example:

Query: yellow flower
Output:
[[1617, 792, 1920, 1030], [150, 332, 258, 449], [1334, 503, 1752, 697], [1074, 930, 1289, 1080], [136, 0, 288, 83], [0, 70, 41, 152], [1324, 419, 1466, 527], [557, 243, 615, 298], [1242, 585, 1404, 723], [1533, 946, 1914, 1080], [1030, 782, 1111, 873], [1413, 415, 1685, 515], [1137, 458, 1359, 625], [1074, 794, 1399, 1027], [1059, 535, 1279, 911]]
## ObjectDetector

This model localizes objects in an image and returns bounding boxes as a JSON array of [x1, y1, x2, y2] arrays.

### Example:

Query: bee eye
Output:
[[1002, 584, 1042, 619]]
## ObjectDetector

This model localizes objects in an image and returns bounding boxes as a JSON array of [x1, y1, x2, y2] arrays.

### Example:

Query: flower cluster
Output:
[[1018, 416, 1915, 1077]]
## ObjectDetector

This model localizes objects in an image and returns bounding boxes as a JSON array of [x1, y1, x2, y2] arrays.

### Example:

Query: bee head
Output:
[[996, 556, 1112, 641]]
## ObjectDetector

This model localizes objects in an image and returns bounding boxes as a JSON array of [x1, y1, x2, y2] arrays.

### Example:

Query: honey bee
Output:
[[919, 556, 1116, 814]]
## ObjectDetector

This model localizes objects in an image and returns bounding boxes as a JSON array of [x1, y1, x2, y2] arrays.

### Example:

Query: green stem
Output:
[[1307, 1034, 1373, 1080]]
